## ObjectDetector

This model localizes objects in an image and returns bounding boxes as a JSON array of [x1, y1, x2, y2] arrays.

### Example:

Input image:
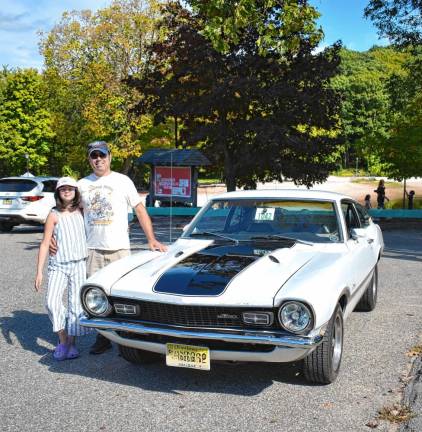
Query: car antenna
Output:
[[169, 149, 173, 243]]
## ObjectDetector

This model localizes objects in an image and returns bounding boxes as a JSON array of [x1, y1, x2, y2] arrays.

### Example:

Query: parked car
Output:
[[0, 175, 58, 231], [80, 190, 384, 384]]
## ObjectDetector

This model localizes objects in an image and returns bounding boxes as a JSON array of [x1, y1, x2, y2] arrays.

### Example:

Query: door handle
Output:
[[367, 238, 374, 244]]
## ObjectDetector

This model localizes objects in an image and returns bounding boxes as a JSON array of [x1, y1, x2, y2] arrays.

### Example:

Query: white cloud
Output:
[[0, 0, 112, 70]]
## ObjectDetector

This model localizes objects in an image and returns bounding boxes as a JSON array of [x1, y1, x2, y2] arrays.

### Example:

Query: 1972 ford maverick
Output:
[[80, 190, 383, 384]]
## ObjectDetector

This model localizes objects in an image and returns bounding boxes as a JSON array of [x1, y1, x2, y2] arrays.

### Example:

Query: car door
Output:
[[340, 200, 374, 299]]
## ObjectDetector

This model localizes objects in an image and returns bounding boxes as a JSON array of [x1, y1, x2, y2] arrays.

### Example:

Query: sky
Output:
[[0, 0, 388, 70]]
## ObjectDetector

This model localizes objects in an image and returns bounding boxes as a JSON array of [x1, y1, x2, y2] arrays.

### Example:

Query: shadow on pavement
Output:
[[1, 311, 312, 395]]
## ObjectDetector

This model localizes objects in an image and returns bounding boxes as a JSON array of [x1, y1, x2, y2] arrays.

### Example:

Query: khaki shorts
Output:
[[87, 249, 130, 278]]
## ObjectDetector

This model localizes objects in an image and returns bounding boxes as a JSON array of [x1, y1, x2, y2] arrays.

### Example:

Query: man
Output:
[[54, 140, 167, 354]]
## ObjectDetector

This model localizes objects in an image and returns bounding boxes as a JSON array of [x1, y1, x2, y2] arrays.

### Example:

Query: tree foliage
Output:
[[331, 46, 409, 174], [40, 0, 173, 178], [380, 50, 422, 179], [0, 68, 54, 176], [364, 0, 422, 47], [132, 2, 342, 191], [187, 0, 323, 54]]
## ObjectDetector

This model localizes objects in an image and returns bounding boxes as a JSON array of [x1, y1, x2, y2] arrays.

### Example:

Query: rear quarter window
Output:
[[42, 180, 57, 193], [0, 179, 38, 192]]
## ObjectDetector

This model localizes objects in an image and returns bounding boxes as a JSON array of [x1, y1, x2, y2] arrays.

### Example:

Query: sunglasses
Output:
[[89, 151, 108, 160]]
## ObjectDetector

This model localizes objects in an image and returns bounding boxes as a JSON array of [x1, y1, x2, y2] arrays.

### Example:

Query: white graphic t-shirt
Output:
[[78, 172, 142, 250]]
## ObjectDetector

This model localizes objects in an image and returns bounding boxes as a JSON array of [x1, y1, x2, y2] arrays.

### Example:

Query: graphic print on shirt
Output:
[[87, 185, 114, 225]]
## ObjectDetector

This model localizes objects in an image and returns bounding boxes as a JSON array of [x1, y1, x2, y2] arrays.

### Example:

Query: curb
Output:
[[400, 355, 422, 431]]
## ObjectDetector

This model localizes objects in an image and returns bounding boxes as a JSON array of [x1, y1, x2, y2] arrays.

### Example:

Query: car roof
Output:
[[211, 189, 354, 202], [0, 176, 59, 181]]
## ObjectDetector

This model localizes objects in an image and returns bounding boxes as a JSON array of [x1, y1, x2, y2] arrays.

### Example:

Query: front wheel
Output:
[[118, 344, 161, 365], [303, 304, 344, 384]]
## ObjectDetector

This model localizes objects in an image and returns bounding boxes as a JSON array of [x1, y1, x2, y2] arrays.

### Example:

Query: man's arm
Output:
[[134, 203, 167, 252]]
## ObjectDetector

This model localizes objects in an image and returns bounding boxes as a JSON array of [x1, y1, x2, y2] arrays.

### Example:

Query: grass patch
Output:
[[378, 404, 415, 423], [351, 179, 402, 188], [198, 178, 222, 185]]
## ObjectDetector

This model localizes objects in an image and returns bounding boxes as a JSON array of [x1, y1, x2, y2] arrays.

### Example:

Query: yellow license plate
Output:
[[3, 199, 12, 205], [166, 343, 210, 370]]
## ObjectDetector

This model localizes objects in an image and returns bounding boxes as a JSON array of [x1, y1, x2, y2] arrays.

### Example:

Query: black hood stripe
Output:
[[153, 243, 283, 296]]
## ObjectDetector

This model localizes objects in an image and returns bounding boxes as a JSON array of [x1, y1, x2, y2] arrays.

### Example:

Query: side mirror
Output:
[[350, 228, 367, 240]]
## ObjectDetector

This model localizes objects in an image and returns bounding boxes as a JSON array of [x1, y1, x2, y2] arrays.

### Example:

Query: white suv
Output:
[[0, 175, 58, 232]]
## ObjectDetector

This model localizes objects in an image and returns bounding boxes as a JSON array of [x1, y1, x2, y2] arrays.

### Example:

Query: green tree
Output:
[[364, 1, 422, 180], [381, 51, 422, 179], [133, 3, 342, 191], [365, 0, 422, 46], [40, 0, 173, 178], [331, 47, 409, 174], [0, 68, 54, 176], [187, 0, 323, 54]]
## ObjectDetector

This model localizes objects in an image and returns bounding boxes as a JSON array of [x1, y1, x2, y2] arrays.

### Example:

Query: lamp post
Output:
[[24, 153, 29, 173]]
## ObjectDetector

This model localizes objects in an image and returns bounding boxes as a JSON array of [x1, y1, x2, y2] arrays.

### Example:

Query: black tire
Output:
[[118, 344, 161, 365], [0, 222, 15, 232], [303, 304, 344, 384], [355, 266, 378, 312]]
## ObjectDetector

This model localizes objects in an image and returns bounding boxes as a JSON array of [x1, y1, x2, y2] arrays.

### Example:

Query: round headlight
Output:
[[278, 301, 313, 333], [84, 287, 110, 316]]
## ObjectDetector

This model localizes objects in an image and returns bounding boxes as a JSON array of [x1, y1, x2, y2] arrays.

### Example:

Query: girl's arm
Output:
[[34, 211, 57, 292]]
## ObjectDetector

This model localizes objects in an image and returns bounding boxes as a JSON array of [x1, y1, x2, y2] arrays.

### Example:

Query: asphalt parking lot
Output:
[[0, 218, 421, 432]]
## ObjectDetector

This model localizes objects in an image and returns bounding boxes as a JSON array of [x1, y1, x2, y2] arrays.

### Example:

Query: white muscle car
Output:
[[80, 190, 384, 384]]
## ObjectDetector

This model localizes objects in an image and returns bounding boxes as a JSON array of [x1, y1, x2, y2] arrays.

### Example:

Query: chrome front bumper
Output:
[[80, 317, 324, 363]]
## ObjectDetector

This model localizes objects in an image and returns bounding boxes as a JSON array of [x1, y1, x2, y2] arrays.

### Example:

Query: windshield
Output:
[[183, 199, 341, 243]]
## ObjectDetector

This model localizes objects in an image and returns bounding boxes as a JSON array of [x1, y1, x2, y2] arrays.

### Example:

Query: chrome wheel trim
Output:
[[331, 313, 343, 371]]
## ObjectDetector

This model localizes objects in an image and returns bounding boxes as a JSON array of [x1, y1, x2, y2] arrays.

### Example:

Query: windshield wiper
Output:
[[189, 231, 239, 244], [250, 234, 314, 246]]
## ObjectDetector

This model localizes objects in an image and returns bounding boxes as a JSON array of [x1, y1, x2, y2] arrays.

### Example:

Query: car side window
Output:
[[42, 180, 57, 193], [341, 201, 360, 238], [355, 203, 371, 227]]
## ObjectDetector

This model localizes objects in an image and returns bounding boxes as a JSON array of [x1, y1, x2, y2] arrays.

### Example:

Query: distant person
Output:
[[364, 194, 372, 209], [374, 180, 389, 209], [51, 141, 167, 355], [406, 190, 415, 210], [35, 177, 90, 361]]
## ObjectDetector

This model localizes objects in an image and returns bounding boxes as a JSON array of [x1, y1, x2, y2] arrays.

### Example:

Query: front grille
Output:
[[117, 331, 275, 352], [110, 297, 278, 329]]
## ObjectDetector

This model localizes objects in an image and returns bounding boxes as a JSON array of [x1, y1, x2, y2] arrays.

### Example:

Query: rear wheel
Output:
[[355, 266, 378, 312], [118, 344, 161, 365], [0, 222, 15, 232], [303, 304, 344, 384]]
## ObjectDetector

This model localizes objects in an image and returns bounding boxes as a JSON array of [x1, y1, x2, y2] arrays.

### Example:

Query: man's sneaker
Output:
[[53, 343, 69, 361], [89, 334, 112, 355]]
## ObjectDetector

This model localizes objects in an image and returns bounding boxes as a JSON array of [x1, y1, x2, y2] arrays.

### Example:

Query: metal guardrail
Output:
[[369, 209, 422, 219]]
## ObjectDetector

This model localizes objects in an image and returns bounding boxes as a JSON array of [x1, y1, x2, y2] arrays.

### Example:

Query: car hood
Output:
[[89, 238, 326, 307]]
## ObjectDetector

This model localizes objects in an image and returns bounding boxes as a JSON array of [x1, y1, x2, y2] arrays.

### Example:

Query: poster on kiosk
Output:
[[154, 166, 191, 198]]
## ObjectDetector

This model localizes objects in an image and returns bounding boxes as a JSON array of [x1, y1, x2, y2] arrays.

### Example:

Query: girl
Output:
[[364, 194, 372, 209], [35, 177, 89, 360]]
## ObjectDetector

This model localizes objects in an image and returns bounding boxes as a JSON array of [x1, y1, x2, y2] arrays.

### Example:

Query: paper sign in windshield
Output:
[[255, 207, 275, 221]]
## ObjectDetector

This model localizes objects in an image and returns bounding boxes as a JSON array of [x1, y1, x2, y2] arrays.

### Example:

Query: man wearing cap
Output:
[[79, 140, 166, 354]]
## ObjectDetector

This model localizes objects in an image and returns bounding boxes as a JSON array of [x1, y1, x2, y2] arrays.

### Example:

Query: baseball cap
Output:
[[87, 141, 110, 156], [56, 176, 78, 190]]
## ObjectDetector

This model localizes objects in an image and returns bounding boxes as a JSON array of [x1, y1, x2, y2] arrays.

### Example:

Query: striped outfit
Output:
[[45, 209, 90, 336]]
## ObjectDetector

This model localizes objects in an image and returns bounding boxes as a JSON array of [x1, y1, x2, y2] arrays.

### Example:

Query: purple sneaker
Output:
[[67, 345, 79, 360], [53, 343, 69, 361]]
